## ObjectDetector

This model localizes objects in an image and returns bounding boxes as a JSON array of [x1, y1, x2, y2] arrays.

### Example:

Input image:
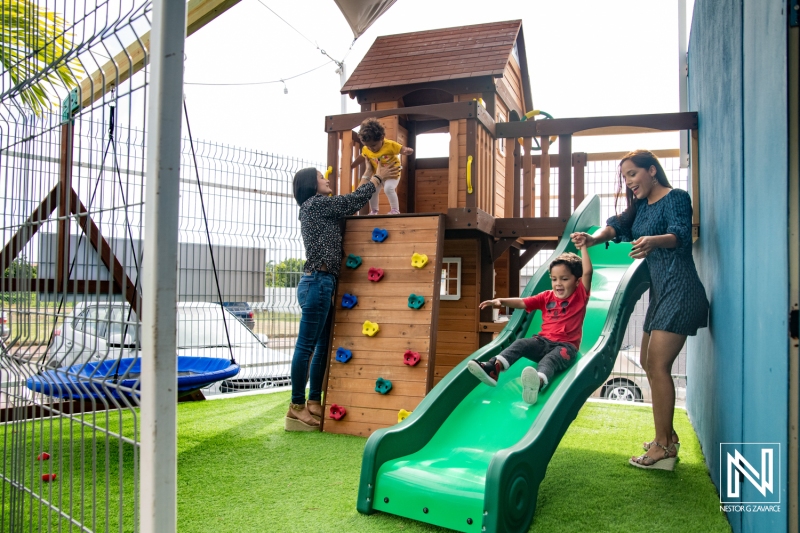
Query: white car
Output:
[[0, 311, 9, 339], [47, 302, 288, 388]]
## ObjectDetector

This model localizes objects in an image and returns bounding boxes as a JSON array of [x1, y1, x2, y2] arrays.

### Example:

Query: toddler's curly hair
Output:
[[549, 252, 583, 278], [358, 118, 385, 143]]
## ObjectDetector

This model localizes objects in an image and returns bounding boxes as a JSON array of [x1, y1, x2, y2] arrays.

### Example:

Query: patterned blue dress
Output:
[[607, 189, 709, 336]]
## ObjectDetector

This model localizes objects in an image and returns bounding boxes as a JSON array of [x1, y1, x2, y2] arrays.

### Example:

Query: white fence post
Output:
[[140, 0, 187, 530]]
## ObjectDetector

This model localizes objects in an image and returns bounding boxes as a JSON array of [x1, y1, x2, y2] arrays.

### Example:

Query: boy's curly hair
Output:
[[358, 118, 385, 143], [549, 252, 582, 278]]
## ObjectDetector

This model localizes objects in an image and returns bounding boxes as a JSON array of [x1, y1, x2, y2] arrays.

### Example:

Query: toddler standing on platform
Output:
[[352, 118, 413, 215]]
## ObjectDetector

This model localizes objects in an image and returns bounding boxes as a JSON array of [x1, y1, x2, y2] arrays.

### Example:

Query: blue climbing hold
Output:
[[342, 293, 358, 309], [335, 347, 353, 363], [375, 377, 393, 394], [372, 228, 388, 242], [407, 294, 425, 309]]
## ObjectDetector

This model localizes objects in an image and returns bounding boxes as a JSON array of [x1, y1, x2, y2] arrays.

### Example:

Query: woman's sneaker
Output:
[[467, 359, 502, 387], [520, 367, 541, 404]]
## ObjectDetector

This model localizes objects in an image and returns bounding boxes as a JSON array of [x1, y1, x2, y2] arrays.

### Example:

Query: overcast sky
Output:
[[181, 0, 691, 165]]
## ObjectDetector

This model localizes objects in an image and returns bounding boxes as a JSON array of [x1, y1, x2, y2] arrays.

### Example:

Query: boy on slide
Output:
[[351, 118, 413, 215], [468, 244, 593, 404]]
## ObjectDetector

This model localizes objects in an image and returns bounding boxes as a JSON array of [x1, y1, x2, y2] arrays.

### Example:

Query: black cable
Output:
[[182, 100, 236, 365]]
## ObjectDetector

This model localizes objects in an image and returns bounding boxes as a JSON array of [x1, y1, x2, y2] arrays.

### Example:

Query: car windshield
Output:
[[177, 305, 259, 349]]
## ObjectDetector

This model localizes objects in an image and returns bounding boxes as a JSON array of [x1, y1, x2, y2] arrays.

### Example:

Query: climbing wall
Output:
[[321, 214, 445, 437]]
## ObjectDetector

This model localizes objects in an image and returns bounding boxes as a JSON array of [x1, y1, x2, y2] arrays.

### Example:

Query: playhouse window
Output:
[[497, 112, 506, 155], [440, 257, 461, 301]]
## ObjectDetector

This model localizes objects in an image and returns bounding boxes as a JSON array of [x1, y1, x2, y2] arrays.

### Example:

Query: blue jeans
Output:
[[291, 271, 335, 405]]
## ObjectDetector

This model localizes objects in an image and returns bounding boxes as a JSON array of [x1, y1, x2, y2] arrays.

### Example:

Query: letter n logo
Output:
[[720, 443, 780, 504]]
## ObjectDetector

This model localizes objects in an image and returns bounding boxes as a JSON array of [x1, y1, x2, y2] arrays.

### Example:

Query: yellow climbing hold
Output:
[[411, 253, 428, 269], [362, 320, 380, 337], [398, 409, 412, 423]]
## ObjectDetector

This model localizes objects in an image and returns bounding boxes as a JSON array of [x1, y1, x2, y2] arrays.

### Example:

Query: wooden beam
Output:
[[448, 121, 459, 209], [415, 119, 450, 135], [352, 76, 496, 105], [325, 101, 494, 134], [495, 112, 699, 138], [519, 242, 555, 267], [504, 135, 517, 219], [71, 190, 140, 316], [494, 217, 568, 239], [0, 185, 59, 273], [573, 152, 587, 209], [327, 132, 340, 196], [79, 0, 242, 109], [540, 137, 550, 217], [558, 135, 572, 219], [406, 122, 416, 213], [478, 236, 494, 347], [491, 238, 521, 262], [415, 157, 449, 169], [445, 208, 495, 234], [522, 138, 533, 217], [466, 119, 477, 209], [341, 130, 354, 194]]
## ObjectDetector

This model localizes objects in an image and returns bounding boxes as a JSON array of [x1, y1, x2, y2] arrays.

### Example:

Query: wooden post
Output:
[[448, 120, 459, 208], [540, 136, 550, 217], [466, 119, 477, 209], [558, 134, 572, 219], [572, 152, 587, 209], [327, 131, 340, 196], [690, 128, 700, 240], [508, 248, 520, 298], [504, 136, 516, 218], [478, 236, 494, 347], [522, 138, 533, 217], [341, 130, 354, 193], [407, 122, 417, 213], [56, 122, 74, 288]]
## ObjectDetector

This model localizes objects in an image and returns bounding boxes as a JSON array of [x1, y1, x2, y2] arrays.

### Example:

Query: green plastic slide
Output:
[[357, 195, 651, 533]]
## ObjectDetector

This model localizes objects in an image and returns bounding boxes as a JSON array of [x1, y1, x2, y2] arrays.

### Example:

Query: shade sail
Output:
[[334, 0, 398, 39]]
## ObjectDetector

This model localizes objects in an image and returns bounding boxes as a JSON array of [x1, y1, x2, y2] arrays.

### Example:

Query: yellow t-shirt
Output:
[[361, 139, 403, 171]]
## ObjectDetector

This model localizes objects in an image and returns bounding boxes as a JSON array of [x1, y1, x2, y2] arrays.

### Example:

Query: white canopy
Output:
[[333, 0, 398, 39]]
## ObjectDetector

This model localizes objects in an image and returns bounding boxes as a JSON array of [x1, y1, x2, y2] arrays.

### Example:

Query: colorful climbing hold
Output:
[[36, 452, 51, 461], [372, 228, 389, 242], [341, 293, 358, 309], [346, 254, 362, 269], [397, 409, 412, 423], [41, 473, 56, 482], [335, 347, 353, 363], [362, 320, 380, 336], [403, 350, 421, 366], [411, 253, 428, 269], [368, 267, 384, 282], [408, 294, 425, 309], [375, 377, 393, 394], [329, 404, 347, 420]]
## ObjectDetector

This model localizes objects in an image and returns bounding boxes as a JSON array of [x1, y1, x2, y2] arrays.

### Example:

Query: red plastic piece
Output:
[[36, 452, 51, 461], [41, 473, 56, 482], [403, 350, 421, 366], [329, 404, 347, 421], [367, 267, 384, 282]]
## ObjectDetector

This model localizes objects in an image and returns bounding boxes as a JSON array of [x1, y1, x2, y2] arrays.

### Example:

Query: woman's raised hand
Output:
[[570, 232, 595, 249], [479, 299, 500, 310], [375, 162, 400, 181]]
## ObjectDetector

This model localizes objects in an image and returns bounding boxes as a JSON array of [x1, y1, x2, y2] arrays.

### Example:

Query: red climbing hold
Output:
[[368, 267, 384, 282], [403, 350, 421, 366], [329, 404, 347, 420], [36, 452, 51, 461], [41, 473, 56, 482]]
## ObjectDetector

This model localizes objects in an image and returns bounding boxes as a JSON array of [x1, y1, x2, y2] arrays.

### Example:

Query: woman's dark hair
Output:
[[614, 149, 672, 214], [293, 167, 319, 207], [358, 118, 385, 144], [549, 252, 582, 278]]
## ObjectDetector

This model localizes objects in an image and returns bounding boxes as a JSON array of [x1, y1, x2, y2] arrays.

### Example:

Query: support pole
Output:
[[140, 0, 187, 530]]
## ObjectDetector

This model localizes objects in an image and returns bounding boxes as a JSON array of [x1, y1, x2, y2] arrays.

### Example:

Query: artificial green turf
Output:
[[175, 393, 731, 533], [2, 392, 731, 533]]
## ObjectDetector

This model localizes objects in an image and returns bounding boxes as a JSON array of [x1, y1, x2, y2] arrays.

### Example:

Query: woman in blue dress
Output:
[[571, 150, 709, 470]]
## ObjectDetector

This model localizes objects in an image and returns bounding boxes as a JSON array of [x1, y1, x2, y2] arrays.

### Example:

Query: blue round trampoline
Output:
[[26, 356, 240, 400]]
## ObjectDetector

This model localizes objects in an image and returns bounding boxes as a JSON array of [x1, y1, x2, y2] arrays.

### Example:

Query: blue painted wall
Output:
[[687, 1, 788, 532]]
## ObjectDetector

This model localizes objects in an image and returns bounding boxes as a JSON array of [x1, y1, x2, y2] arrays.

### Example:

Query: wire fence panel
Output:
[[0, 0, 319, 525]]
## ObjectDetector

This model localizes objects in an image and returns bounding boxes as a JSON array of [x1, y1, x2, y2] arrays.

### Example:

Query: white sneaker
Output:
[[521, 367, 540, 404], [388, 209, 401, 215], [368, 210, 379, 215]]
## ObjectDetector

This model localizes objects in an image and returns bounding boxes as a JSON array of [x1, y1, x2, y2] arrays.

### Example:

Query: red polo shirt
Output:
[[522, 282, 590, 349]]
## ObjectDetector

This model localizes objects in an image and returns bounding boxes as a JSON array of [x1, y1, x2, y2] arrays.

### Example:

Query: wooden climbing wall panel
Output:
[[321, 214, 445, 437]]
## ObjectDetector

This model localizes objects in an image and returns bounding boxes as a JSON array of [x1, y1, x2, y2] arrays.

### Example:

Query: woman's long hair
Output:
[[614, 149, 673, 215], [293, 167, 319, 207]]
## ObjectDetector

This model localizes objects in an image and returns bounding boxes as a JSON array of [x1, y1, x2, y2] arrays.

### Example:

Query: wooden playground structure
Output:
[[320, 20, 700, 436]]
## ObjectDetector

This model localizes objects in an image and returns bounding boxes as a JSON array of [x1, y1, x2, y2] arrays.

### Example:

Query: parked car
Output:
[[221, 302, 255, 331], [593, 349, 651, 403], [0, 311, 9, 339], [46, 302, 288, 387]]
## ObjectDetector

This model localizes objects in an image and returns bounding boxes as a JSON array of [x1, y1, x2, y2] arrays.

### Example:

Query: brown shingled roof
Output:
[[341, 20, 522, 93]]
